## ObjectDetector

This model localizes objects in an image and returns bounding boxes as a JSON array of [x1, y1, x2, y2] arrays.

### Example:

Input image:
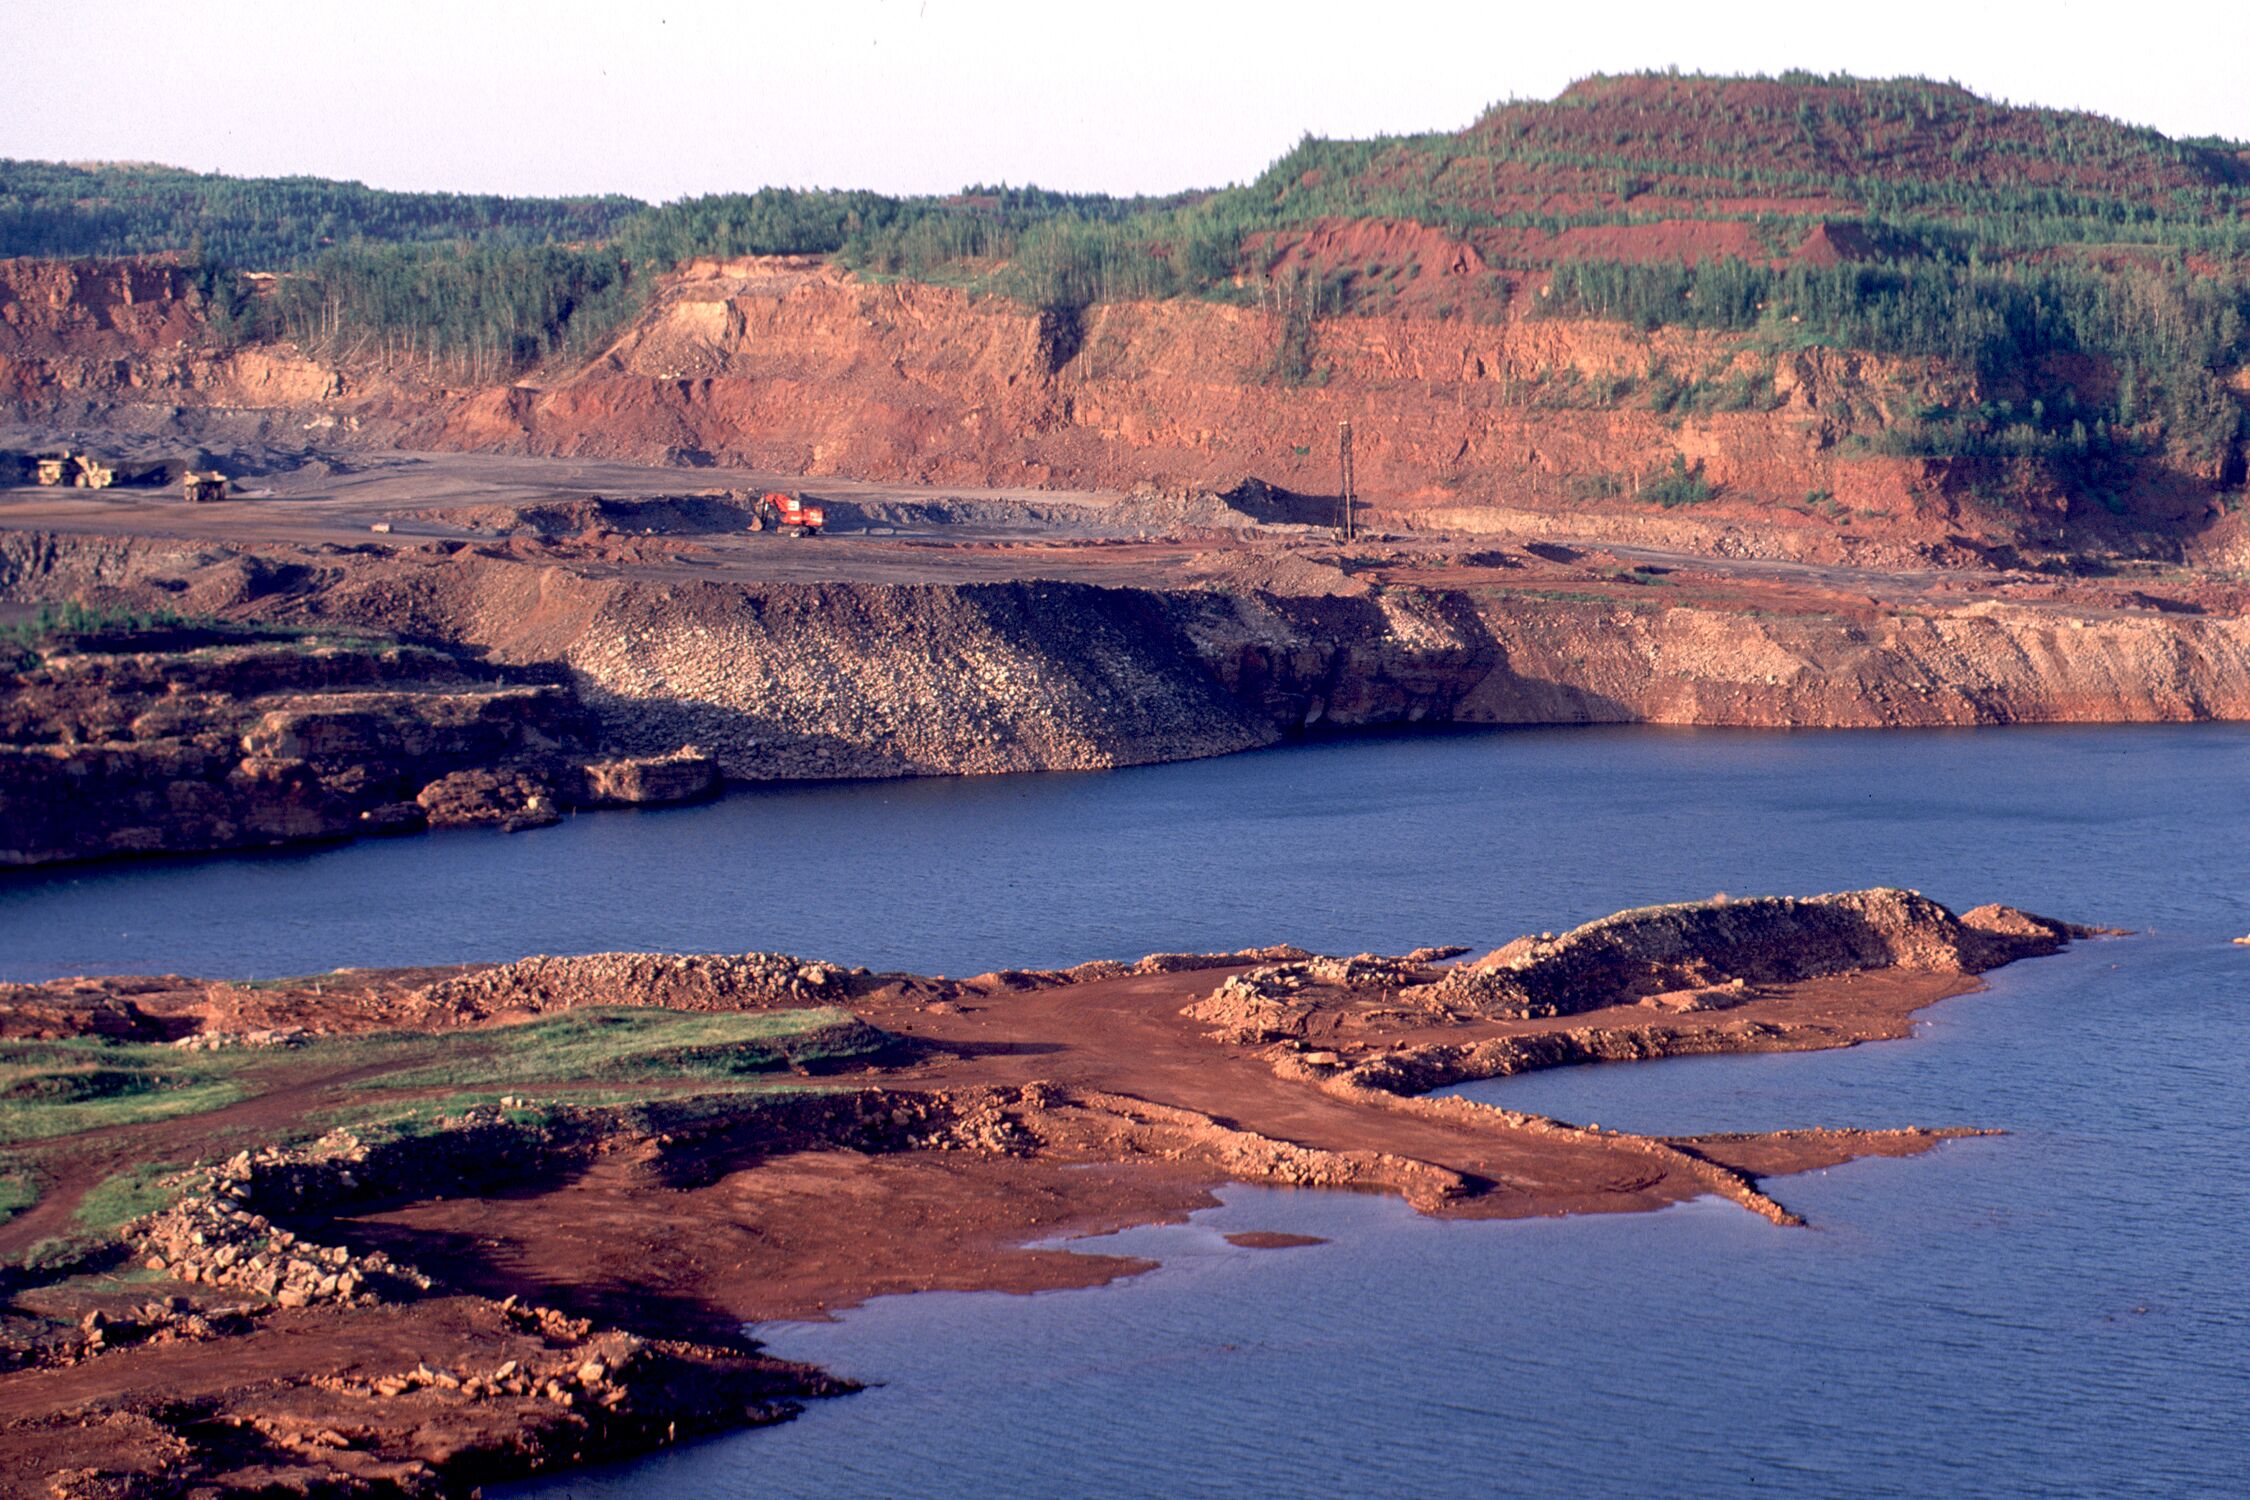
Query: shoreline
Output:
[[0, 890, 2086, 1493], [7, 711, 2249, 893], [12, 505, 2250, 872]]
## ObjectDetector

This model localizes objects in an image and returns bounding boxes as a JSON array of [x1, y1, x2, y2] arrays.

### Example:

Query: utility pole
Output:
[[1338, 419, 1356, 541]]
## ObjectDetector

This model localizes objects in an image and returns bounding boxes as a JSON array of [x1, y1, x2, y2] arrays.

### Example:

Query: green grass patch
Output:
[[359, 1007, 883, 1092], [1, 603, 381, 672], [0, 1173, 37, 1225], [0, 1041, 253, 1146], [1, 600, 188, 650], [0, 1009, 884, 1153], [17, 1235, 80, 1272], [1514, 589, 1617, 604], [312, 1078, 822, 1142], [73, 1160, 188, 1236]]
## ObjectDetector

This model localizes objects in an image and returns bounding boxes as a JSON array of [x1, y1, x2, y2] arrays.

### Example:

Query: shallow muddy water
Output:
[[9, 724, 2250, 1496]]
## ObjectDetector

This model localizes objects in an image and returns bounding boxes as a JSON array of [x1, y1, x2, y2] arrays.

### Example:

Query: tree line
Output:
[[1535, 256, 2249, 469], [0, 158, 640, 266]]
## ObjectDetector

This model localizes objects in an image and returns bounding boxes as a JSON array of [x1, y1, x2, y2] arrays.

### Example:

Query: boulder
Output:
[[571, 748, 719, 807]]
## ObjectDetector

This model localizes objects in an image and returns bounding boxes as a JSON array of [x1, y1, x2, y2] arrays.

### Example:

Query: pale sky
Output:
[[4, 0, 2247, 202]]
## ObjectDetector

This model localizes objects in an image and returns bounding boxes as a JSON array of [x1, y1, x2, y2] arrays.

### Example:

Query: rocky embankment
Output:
[[0, 617, 717, 865], [8, 1099, 880, 1496], [1184, 889, 2086, 1102], [10, 530, 2250, 813], [514, 570, 2250, 758], [401, 950, 860, 1025]]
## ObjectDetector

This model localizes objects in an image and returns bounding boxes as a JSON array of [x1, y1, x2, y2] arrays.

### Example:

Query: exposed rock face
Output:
[[136, 1141, 436, 1307], [413, 763, 563, 830], [0, 256, 340, 412], [15, 533, 2250, 827], [0, 621, 722, 865], [323, 558, 2250, 761], [1421, 888, 2081, 1019], [400, 259, 2175, 554], [573, 747, 719, 806], [528, 575, 2250, 767], [1184, 951, 1465, 1044], [551, 577, 1270, 777], [11, 253, 2232, 559], [0, 629, 577, 863]]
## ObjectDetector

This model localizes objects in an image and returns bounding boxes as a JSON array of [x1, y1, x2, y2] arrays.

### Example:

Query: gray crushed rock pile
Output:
[[1183, 950, 1465, 1044]]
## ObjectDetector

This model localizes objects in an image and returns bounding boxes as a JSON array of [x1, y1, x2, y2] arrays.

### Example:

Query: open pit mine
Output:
[[1, 66, 2244, 1498]]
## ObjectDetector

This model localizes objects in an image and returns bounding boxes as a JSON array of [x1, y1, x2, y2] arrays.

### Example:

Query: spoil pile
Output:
[[1419, 889, 2080, 1019], [0, 905, 2092, 1495]]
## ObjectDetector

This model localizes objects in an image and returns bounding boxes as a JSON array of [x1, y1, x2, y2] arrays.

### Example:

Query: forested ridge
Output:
[[7, 73, 2248, 479], [0, 158, 641, 264]]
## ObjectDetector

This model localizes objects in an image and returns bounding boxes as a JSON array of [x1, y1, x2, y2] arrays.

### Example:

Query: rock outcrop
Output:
[[136, 1152, 434, 1309], [1421, 888, 2081, 1019], [1184, 951, 1466, 1044], [573, 747, 719, 806], [0, 620, 717, 864], [14, 531, 2250, 842]]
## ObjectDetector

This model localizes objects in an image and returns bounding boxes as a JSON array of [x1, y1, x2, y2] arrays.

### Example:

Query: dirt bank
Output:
[[6, 254, 2236, 566], [0, 613, 718, 865], [0, 890, 2083, 1493], [8, 526, 2250, 821]]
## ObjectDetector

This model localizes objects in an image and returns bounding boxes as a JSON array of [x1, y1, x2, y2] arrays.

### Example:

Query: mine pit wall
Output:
[[425, 258, 1950, 511], [11, 535, 2250, 790], [424, 568, 1286, 779], [377, 581, 2250, 768], [9, 255, 2165, 559], [544, 579, 2250, 775]]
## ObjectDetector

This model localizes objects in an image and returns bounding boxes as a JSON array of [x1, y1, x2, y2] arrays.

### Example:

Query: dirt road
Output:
[[4, 446, 2228, 618]]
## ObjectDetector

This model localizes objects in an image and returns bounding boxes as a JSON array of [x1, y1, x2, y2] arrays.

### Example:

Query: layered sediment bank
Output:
[[5, 253, 2242, 568], [0, 890, 2084, 1493], [7, 524, 2250, 866]]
